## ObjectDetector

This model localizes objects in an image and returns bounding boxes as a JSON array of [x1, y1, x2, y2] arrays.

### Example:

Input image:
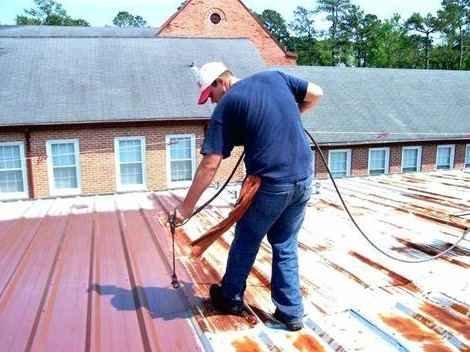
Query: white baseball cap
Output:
[[195, 62, 228, 104]]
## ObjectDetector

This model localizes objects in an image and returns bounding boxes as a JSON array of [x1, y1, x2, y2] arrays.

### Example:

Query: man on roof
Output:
[[172, 62, 323, 331]]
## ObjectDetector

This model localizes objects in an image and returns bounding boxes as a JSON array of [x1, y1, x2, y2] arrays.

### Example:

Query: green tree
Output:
[[290, 6, 316, 39], [112, 11, 147, 28], [370, 14, 418, 68], [256, 9, 292, 49], [289, 6, 324, 65], [16, 0, 89, 26], [316, 0, 353, 65], [343, 5, 382, 67], [438, 0, 470, 69], [405, 13, 440, 68]]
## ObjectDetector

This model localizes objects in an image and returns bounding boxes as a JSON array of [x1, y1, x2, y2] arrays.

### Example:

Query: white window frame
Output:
[[311, 148, 316, 178], [46, 139, 81, 196], [368, 147, 390, 176], [0, 141, 28, 200], [114, 136, 147, 192], [436, 144, 455, 170], [166, 134, 196, 188], [328, 149, 352, 178], [465, 144, 470, 169], [401, 146, 422, 173]]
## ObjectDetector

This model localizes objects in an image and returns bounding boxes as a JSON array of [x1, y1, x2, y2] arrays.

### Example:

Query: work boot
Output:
[[209, 284, 244, 315], [273, 309, 304, 331]]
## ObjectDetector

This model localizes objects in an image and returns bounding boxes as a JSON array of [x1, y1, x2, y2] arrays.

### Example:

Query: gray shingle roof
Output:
[[0, 37, 265, 126], [275, 66, 470, 145], [1, 27, 469, 146], [0, 25, 157, 38]]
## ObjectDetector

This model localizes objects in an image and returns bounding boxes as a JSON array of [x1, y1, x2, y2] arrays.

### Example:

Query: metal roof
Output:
[[1, 170, 469, 351], [0, 25, 158, 38], [0, 37, 264, 126], [275, 66, 470, 146]]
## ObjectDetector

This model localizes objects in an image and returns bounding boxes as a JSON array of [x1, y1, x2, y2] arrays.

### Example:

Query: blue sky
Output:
[[1, 0, 443, 27]]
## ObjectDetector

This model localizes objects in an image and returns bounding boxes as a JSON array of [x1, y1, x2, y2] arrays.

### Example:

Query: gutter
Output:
[[0, 117, 211, 132], [313, 136, 470, 148]]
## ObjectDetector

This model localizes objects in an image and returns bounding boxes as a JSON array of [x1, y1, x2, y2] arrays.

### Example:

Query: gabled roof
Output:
[[155, 0, 296, 59], [0, 25, 158, 38], [276, 65, 470, 145], [0, 37, 264, 127]]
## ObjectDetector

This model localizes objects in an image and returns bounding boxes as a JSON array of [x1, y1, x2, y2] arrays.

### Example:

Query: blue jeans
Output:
[[221, 175, 313, 320]]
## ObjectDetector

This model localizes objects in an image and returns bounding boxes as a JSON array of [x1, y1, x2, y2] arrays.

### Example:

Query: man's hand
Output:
[[168, 153, 222, 227], [172, 204, 193, 225], [300, 82, 323, 114]]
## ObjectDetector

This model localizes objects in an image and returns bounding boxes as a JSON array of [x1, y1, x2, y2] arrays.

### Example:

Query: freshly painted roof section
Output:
[[0, 170, 469, 351], [0, 37, 264, 126], [276, 65, 470, 145]]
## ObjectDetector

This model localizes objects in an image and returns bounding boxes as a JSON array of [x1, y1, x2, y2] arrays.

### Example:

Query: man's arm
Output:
[[175, 153, 222, 222], [299, 82, 324, 114]]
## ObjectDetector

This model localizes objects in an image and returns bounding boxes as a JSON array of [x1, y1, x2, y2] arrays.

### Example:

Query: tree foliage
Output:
[[256, 9, 292, 49], [254, 1, 470, 70], [16, 0, 89, 26], [112, 11, 147, 28], [316, 0, 353, 65]]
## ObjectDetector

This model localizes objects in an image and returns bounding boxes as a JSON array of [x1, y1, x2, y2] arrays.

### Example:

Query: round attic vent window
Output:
[[210, 13, 222, 24]]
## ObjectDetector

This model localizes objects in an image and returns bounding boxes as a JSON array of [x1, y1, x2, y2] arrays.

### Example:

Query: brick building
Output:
[[279, 66, 470, 180], [1, 0, 470, 201], [157, 0, 297, 65], [0, 35, 262, 200]]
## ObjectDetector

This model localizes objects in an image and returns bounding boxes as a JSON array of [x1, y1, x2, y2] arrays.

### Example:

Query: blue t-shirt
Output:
[[201, 70, 313, 183]]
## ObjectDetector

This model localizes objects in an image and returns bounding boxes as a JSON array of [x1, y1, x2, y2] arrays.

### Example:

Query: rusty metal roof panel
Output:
[[0, 170, 469, 351]]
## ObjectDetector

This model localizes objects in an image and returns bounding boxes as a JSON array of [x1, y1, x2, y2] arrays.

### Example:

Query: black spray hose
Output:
[[303, 128, 469, 264], [169, 129, 469, 289]]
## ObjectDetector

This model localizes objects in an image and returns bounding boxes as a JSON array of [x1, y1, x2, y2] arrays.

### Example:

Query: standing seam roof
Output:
[[0, 170, 469, 351]]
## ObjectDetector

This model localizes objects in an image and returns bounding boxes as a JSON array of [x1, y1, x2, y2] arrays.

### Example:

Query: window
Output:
[[47, 139, 80, 196], [465, 145, 470, 169], [0, 142, 28, 200], [401, 146, 422, 173], [368, 147, 390, 175], [436, 145, 455, 170], [311, 149, 316, 178], [115, 137, 146, 191], [328, 149, 351, 178], [208, 8, 225, 25], [210, 13, 222, 24], [166, 134, 196, 187]]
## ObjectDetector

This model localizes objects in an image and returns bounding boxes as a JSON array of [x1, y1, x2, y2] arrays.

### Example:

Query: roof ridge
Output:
[[0, 36, 253, 41]]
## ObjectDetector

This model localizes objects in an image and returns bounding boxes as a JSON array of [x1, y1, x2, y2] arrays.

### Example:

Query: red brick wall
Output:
[[352, 147, 368, 177], [1, 130, 469, 199], [455, 143, 466, 169], [389, 146, 402, 174], [314, 149, 327, 179], [158, 0, 296, 66], [1, 124, 245, 199], [0, 132, 25, 143], [313, 142, 469, 180], [422, 145, 437, 172]]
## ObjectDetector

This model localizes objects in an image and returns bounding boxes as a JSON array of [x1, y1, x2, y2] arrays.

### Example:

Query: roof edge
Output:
[[313, 136, 470, 147], [155, 0, 192, 36], [0, 117, 211, 129]]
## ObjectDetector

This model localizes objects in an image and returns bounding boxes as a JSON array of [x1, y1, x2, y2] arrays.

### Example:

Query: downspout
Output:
[[24, 130, 35, 199]]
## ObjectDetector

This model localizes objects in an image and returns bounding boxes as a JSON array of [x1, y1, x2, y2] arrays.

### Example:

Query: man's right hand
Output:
[[171, 204, 193, 226]]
